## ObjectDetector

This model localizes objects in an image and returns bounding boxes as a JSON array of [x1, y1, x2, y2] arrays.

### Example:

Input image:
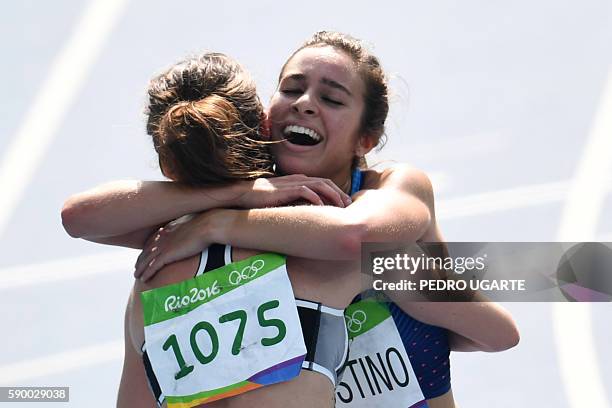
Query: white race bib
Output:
[[141, 253, 306, 407], [336, 301, 428, 408]]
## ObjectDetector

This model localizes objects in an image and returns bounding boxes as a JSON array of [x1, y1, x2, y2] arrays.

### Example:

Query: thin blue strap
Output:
[[350, 168, 363, 195]]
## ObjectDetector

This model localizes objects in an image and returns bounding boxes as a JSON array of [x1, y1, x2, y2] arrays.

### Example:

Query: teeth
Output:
[[283, 125, 321, 141]]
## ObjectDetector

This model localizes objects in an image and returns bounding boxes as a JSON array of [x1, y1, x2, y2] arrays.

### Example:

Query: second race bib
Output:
[[336, 300, 428, 408]]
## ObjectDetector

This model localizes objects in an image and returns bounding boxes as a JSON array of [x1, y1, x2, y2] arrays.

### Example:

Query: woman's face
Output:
[[268, 46, 367, 186]]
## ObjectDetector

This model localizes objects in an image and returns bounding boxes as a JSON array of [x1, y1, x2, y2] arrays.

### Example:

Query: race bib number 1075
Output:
[[141, 253, 306, 407]]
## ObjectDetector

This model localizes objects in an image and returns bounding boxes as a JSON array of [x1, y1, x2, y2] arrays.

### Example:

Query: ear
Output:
[[355, 134, 377, 157]]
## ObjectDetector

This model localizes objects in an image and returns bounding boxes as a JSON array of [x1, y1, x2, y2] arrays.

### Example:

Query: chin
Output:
[[275, 158, 319, 177]]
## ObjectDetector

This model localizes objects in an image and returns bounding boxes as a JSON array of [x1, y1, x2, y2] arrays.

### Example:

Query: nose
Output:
[[292, 92, 318, 115]]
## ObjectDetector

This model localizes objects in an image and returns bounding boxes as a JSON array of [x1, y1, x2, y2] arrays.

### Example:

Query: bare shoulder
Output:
[[363, 164, 434, 204]]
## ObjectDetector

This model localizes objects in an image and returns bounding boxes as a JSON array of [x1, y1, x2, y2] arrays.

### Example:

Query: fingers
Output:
[[327, 179, 353, 206], [247, 175, 354, 209], [140, 257, 166, 282], [134, 245, 167, 282], [308, 178, 352, 207], [276, 175, 352, 207], [292, 185, 324, 206], [133, 213, 208, 281], [134, 246, 158, 279], [141, 227, 161, 252], [134, 229, 162, 277]]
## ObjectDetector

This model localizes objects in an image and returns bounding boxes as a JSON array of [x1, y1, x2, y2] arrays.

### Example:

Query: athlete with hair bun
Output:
[[103, 51, 352, 408], [63, 32, 519, 408]]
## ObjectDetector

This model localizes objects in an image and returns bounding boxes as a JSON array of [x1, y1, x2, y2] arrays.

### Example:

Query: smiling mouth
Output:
[[283, 125, 322, 146]]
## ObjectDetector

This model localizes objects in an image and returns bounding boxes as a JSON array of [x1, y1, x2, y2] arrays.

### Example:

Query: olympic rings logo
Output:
[[228, 260, 265, 286], [345, 309, 367, 334]]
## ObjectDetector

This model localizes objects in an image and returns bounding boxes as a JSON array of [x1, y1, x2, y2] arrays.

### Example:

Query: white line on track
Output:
[[0, 248, 138, 290], [0, 0, 128, 239], [437, 180, 575, 220], [0, 340, 123, 385], [553, 67, 612, 408], [557, 75, 612, 240]]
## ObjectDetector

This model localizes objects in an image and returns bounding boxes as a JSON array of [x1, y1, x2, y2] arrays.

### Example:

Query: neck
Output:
[[332, 168, 354, 195], [339, 178, 352, 195]]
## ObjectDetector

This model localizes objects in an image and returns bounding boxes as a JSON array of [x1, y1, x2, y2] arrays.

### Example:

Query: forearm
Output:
[[208, 206, 366, 260], [393, 300, 520, 352], [62, 180, 244, 239], [84, 228, 157, 249], [206, 192, 429, 260], [448, 331, 497, 352]]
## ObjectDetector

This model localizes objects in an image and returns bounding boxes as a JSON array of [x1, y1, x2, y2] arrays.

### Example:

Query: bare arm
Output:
[[127, 166, 520, 352], [208, 165, 432, 259], [85, 228, 160, 250], [208, 204, 521, 352], [447, 331, 505, 352], [61, 180, 238, 239], [379, 240, 520, 352], [134, 165, 433, 276], [392, 298, 520, 352], [61, 176, 351, 246]]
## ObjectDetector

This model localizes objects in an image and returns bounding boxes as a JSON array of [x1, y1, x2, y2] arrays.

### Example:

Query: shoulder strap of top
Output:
[[223, 244, 233, 264], [350, 168, 363, 195], [195, 244, 234, 276]]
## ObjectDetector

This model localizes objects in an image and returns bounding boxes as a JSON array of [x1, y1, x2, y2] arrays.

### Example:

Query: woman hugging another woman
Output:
[[62, 32, 519, 408]]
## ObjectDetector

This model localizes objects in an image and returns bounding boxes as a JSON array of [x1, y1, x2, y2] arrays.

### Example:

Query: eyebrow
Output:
[[321, 78, 352, 96], [282, 73, 353, 97]]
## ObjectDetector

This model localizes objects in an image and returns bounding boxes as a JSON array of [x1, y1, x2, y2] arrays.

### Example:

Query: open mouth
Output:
[[283, 125, 322, 146]]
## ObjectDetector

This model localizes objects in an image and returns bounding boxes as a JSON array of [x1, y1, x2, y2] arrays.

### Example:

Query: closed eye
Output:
[[322, 96, 343, 106], [281, 89, 302, 95]]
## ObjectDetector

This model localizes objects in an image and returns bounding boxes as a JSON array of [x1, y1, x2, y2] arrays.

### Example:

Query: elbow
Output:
[[61, 197, 88, 238], [501, 325, 521, 351], [335, 212, 413, 261], [335, 217, 368, 260], [487, 324, 520, 352]]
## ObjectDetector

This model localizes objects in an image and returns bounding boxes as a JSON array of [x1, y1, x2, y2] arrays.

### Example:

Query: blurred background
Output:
[[1, 0, 611, 406]]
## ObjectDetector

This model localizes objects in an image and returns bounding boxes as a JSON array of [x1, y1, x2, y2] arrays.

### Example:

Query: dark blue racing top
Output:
[[350, 168, 451, 399]]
